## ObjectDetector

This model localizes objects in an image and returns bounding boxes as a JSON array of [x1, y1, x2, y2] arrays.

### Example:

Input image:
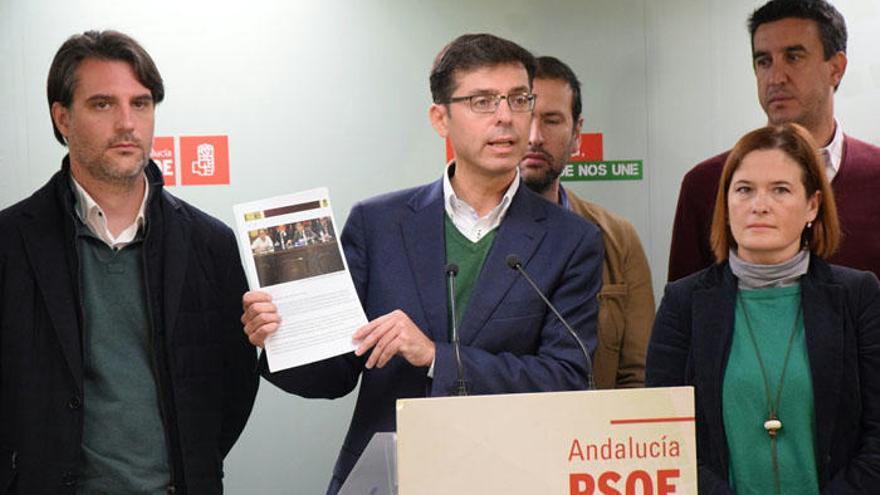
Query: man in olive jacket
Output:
[[519, 56, 655, 388], [0, 30, 258, 494]]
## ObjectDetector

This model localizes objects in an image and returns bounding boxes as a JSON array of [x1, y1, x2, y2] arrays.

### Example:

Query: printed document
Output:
[[233, 188, 365, 372]]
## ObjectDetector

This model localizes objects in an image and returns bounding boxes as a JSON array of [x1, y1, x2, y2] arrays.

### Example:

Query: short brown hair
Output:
[[535, 56, 582, 123], [47, 30, 164, 145], [429, 33, 536, 105], [710, 123, 840, 261]]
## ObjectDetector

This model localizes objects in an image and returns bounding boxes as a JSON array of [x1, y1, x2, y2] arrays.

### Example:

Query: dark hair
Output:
[[749, 0, 847, 59], [534, 56, 582, 123], [430, 33, 536, 104], [710, 123, 840, 261], [47, 30, 164, 145]]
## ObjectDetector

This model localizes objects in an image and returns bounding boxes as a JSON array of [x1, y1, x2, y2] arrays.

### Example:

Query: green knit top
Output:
[[722, 284, 818, 494]]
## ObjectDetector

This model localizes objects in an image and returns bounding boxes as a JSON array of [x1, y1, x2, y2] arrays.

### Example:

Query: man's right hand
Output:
[[241, 290, 280, 348]]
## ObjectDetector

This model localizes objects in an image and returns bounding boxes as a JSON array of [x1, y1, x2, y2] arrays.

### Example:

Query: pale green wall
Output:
[[1, 1, 877, 493]]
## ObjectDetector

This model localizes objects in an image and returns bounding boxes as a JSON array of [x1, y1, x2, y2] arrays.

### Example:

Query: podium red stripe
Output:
[[610, 416, 696, 425]]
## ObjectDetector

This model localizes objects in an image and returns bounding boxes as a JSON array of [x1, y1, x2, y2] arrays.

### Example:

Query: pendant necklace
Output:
[[737, 296, 803, 495]]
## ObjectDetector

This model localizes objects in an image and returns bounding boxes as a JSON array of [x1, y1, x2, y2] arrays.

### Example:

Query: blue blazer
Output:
[[266, 178, 603, 492], [646, 255, 880, 494]]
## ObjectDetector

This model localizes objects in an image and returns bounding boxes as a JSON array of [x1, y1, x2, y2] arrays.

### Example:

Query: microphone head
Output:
[[445, 263, 459, 276], [505, 254, 521, 270]]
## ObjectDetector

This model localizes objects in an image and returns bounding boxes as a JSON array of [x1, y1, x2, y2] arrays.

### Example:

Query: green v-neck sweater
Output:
[[444, 215, 497, 338]]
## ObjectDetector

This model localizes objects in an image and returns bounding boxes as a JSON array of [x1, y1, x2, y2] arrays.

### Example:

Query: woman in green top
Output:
[[647, 123, 880, 494]]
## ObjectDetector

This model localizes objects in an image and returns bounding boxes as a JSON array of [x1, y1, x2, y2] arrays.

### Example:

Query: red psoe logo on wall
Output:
[[179, 136, 230, 186], [151, 136, 177, 186], [572, 133, 603, 161]]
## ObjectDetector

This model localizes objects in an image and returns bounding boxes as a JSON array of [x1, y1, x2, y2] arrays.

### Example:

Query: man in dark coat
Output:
[[0, 30, 258, 494]]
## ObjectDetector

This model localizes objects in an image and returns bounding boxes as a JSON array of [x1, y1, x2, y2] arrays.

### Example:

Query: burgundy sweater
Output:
[[668, 135, 880, 281]]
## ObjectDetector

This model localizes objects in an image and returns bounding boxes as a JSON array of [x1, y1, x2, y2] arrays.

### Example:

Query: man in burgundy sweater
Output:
[[668, 0, 880, 281]]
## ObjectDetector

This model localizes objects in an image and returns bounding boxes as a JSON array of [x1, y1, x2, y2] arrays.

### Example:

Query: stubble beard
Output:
[[69, 134, 149, 189], [521, 149, 563, 195]]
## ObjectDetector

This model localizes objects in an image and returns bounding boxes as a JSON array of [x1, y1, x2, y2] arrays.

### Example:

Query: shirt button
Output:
[[68, 396, 81, 410], [61, 471, 77, 486]]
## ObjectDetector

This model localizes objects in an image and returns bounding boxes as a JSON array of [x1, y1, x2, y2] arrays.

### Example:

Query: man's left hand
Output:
[[353, 309, 436, 369]]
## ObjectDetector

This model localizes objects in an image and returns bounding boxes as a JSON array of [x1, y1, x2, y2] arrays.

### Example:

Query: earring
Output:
[[807, 221, 813, 229]]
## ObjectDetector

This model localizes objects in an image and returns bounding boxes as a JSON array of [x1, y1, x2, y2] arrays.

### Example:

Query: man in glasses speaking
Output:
[[242, 33, 603, 494]]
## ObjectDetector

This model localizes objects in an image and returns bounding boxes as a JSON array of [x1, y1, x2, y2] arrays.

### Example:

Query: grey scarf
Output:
[[728, 249, 810, 289]]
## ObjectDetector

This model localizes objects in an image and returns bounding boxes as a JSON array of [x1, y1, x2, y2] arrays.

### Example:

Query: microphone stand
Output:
[[446, 263, 469, 396], [505, 255, 595, 390]]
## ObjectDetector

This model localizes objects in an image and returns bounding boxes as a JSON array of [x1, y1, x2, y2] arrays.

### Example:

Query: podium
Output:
[[341, 387, 696, 495]]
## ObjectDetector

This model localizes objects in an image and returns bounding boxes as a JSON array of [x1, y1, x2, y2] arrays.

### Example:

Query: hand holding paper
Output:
[[233, 188, 366, 372], [353, 309, 436, 369], [241, 290, 280, 348]]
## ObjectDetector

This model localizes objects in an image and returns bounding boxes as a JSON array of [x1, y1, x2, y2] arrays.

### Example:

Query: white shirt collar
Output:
[[822, 120, 844, 182], [442, 163, 519, 243], [71, 174, 149, 249]]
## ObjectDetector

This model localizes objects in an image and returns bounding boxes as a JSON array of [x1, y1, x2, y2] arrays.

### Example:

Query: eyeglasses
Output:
[[447, 92, 536, 114]]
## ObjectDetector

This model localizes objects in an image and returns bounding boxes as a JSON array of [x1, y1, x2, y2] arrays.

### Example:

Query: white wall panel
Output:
[[1, 1, 876, 492]]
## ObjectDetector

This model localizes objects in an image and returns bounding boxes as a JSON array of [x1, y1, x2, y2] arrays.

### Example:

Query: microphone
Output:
[[445, 263, 469, 396], [505, 254, 595, 390]]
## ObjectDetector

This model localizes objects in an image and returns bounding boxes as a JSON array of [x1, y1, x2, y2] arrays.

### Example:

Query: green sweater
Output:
[[77, 230, 170, 494], [722, 285, 818, 494], [444, 216, 497, 338]]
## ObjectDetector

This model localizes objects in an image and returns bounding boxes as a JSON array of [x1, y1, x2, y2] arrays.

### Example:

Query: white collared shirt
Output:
[[442, 164, 520, 242], [822, 120, 844, 182], [71, 175, 149, 250]]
